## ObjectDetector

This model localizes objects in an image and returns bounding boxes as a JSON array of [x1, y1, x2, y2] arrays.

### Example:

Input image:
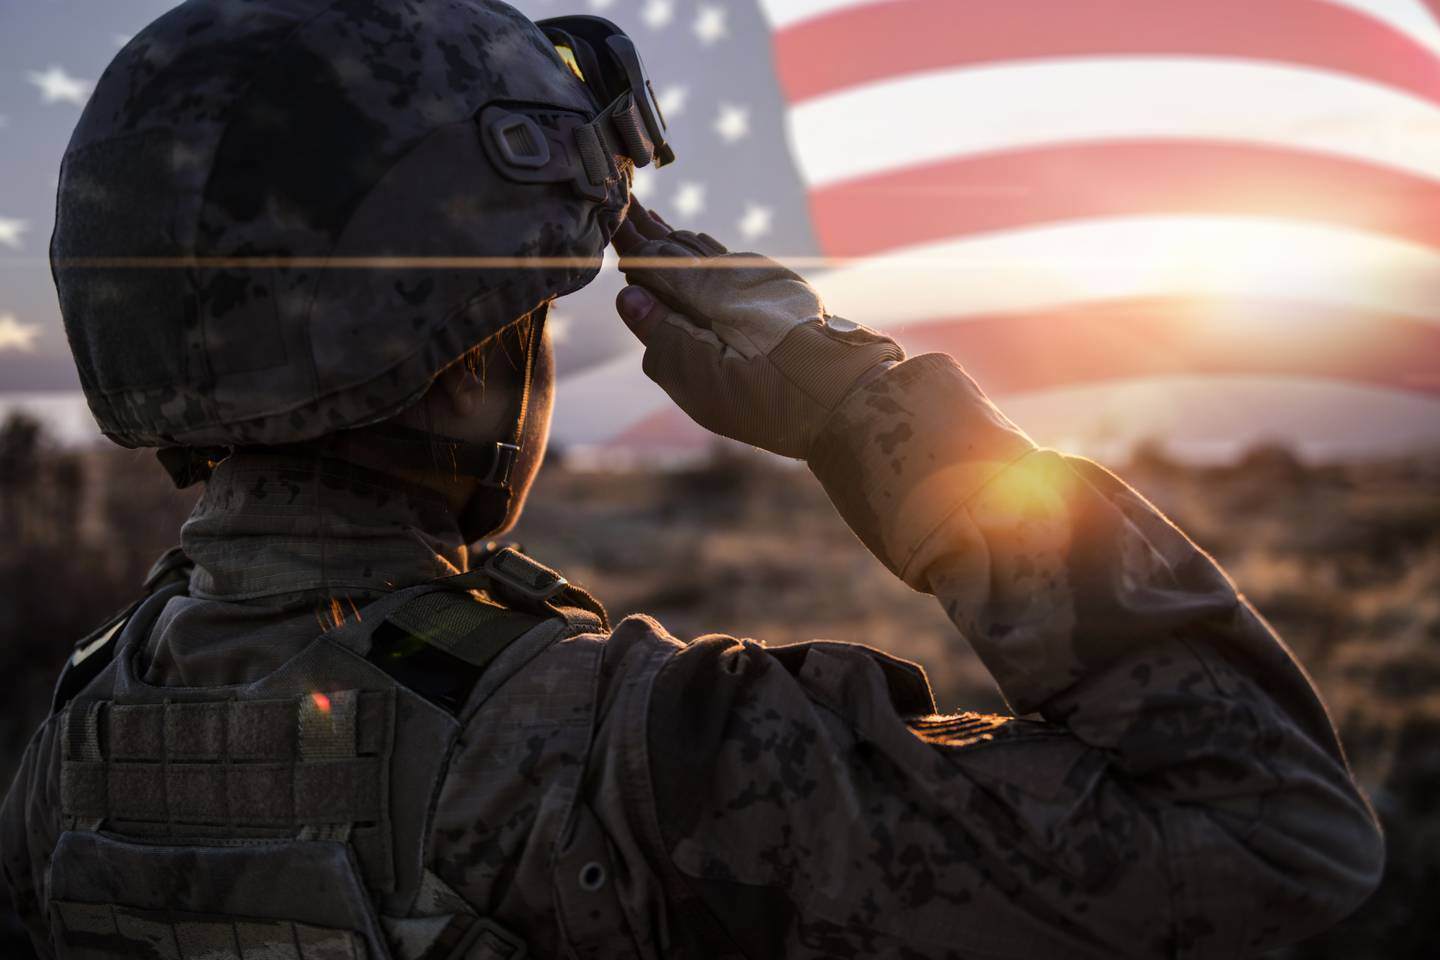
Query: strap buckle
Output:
[[481, 547, 568, 605], [480, 442, 521, 489]]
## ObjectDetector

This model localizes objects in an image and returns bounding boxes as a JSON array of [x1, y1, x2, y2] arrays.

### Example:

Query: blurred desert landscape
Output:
[[1, 411, 1436, 958]]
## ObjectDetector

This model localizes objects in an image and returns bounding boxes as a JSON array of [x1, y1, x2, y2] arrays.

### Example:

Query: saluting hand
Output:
[[611, 202, 903, 460]]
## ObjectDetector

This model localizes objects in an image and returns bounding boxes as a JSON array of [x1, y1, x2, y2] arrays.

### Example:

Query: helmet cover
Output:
[[52, 0, 630, 448]]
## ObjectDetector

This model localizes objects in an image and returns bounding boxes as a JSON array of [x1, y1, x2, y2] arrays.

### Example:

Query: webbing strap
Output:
[[575, 95, 650, 187], [449, 547, 609, 631], [573, 122, 613, 187], [609, 96, 654, 164], [60, 693, 391, 829], [51, 899, 363, 960]]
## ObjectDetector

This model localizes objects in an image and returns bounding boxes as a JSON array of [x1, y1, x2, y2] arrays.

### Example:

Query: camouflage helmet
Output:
[[52, 0, 656, 451]]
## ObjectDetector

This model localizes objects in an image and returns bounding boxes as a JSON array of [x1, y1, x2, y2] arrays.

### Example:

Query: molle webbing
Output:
[[49, 900, 363, 960], [59, 690, 395, 889]]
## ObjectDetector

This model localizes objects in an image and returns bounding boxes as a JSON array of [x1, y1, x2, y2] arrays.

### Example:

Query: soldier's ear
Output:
[[436, 359, 480, 417]]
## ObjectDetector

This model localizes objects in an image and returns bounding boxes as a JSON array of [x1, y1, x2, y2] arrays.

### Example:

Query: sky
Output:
[[2, 0, 1439, 459]]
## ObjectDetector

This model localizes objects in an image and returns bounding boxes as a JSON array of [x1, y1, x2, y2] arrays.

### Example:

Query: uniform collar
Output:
[[182, 451, 469, 602]]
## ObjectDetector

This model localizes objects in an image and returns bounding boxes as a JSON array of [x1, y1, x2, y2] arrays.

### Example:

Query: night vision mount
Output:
[[481, 15, 674, 202]]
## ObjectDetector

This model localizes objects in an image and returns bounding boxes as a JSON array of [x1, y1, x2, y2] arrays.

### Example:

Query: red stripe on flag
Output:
[[604, 299, 1440, 449], [808, 140, 1440, 257], [775, 0, 1440, 106], [897, 299, 1440, 396]]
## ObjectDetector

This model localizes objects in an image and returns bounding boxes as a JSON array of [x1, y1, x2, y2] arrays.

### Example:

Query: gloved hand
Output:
[[612, 203, 904, 459]]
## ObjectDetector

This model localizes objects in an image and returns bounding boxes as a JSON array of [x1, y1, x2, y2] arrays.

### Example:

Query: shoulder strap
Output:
[[366, 547, 606, 713], [442, 545, 609, 631], [52, 546, 193, 713]]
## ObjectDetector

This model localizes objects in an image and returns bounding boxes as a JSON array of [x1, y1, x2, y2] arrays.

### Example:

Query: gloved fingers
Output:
[[618, 243, 828, 359], [639, 316, 834, 458], [640, 311, 747, 441], [617, 285, 725, 352], [611, 218, 646, 256], [615, 285, 664, 343], [664, 230, 727, 258], [626, 201, 673, 240], [694, 232, 729, 255], [612, 201, 673, 255]]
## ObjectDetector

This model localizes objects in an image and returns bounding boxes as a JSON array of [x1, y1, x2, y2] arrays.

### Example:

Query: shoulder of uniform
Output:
[[52, 546, 194, 713]]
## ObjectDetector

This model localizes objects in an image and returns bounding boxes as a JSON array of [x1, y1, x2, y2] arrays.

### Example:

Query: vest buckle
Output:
[[480, 546, 567, 606]]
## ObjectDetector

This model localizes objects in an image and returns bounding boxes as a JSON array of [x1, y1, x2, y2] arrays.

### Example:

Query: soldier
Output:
[[2, 1, 1383, 958]]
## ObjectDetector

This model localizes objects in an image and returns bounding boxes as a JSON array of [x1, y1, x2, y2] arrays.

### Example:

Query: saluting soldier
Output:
[[3, 2, 1382, 958]]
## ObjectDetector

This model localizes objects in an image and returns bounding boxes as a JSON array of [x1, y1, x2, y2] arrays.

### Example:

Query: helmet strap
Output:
[[320, 305, 544, 498]]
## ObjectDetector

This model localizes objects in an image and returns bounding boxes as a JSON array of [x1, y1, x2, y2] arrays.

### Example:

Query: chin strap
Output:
[[314, 306, 546, 496]]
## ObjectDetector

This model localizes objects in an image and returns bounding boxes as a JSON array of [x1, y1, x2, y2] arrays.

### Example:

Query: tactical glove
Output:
[[613, 207, 904, 459]]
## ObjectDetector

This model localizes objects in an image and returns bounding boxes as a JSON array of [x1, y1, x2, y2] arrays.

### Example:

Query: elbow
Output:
[[1176, 771, 1385, 955], [1268, 759, 1386, 928], [1283, 788, 1386, 938], [1301, 784, 1386, 927]]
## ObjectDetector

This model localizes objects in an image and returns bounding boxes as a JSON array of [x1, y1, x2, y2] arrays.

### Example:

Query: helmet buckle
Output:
[[481, 442, 521, 489]]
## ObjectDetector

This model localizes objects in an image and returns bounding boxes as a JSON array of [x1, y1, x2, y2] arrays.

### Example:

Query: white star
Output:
[[630, 166, 656, 200], [714, 103, 750, 143], [0, 314, 41, 353], [641, 0, 673, 30], [673, 182, 706, 218], [694, 5, 728, 45], [0, 217, 29, 250], [737, 204, 773, 241], [26, 66, 92, 106], [656, 84, 688, 119]]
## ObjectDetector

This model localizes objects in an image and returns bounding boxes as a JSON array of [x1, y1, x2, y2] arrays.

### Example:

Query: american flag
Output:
[[2, 0, 1439, 458]]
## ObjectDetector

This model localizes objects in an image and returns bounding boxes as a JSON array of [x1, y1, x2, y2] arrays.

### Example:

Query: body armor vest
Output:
[[45, 547, 607, 960]]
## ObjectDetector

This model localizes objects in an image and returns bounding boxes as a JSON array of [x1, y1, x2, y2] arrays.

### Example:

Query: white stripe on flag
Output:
[[761, 0, 1440, 53], [551, 350, 665, 446], [805, 216, 1440, 327], [758, 0, 896, 30], [788, 58, 1440, 189], [1324, 0, 1440, 54]]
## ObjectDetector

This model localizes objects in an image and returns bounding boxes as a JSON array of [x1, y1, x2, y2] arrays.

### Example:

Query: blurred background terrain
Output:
[[0, 411, 1435, 958]]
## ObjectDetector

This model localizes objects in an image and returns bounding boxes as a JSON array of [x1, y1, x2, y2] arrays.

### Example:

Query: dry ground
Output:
[[1, 414, 1436, 957]]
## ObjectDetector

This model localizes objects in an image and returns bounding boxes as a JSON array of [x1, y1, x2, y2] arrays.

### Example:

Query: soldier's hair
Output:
[[457, 308, 542, 392]]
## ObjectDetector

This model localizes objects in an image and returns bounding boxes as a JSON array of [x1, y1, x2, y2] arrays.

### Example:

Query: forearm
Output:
[[810, 352, 1332, 725], [809, 353, 1384, 952]]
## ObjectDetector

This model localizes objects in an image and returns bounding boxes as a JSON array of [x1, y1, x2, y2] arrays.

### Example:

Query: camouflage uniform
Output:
[[3, 0, 1383, 956], [3, 353, 1384, 958]]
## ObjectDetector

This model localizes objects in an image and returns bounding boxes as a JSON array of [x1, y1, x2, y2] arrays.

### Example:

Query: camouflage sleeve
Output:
[[639, 353, 1383, 958], [1, 715, 62, 959]]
